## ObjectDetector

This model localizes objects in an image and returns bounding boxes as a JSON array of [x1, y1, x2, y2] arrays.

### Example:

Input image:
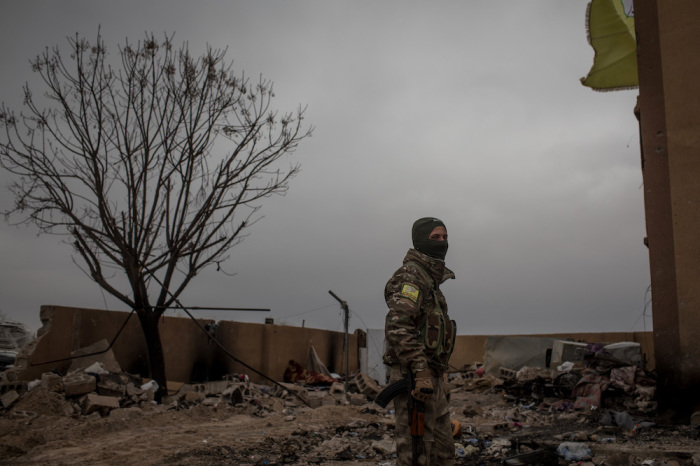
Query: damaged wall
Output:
[[12, 306, 653, 387], [450, 332, 655, 373], [13, 306, 359, 385], [15, 306, 216, 383], [213, 320, 359, 383]]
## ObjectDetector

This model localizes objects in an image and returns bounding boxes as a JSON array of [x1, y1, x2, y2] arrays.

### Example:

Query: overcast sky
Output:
[[0, 1, 651, 337]]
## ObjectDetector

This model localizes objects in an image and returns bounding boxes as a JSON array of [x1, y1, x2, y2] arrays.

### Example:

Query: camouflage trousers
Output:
[[389, 366, 454, 466]]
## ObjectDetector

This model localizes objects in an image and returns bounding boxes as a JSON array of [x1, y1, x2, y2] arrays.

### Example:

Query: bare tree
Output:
[[0, 32, 312, 398]]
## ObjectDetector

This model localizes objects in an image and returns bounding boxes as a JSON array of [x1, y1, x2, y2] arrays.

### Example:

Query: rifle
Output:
[[375, 372, 430, 466]]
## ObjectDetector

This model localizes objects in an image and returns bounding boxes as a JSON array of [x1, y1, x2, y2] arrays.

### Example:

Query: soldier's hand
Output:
[[411, 370, 434, 402]]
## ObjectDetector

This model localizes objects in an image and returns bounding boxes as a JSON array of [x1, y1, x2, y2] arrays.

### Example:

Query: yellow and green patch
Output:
[[399, 283, 420, 303]]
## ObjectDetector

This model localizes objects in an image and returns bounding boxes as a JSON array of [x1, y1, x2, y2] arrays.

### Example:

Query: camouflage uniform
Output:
[[383, 248, 456, 466]]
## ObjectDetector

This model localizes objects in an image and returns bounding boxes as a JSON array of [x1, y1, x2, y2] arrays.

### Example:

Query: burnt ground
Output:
[[1, 373, 700, 466]]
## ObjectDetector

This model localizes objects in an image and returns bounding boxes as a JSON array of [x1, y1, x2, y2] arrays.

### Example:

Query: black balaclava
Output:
[[412, 217, 448, 260]]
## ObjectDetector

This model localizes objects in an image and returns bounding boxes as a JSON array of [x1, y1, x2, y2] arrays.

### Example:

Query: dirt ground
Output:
[[2, 376, 700, 466]]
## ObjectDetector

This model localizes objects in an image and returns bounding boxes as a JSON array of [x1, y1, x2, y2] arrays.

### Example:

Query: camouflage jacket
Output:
[[383, 248, 456, 374]]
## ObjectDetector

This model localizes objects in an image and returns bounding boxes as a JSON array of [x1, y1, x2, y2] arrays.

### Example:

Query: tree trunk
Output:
[[136, 310, 168, 402]]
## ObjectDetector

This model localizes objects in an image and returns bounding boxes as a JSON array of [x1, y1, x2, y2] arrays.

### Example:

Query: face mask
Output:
[[415, 238, 448, 260]]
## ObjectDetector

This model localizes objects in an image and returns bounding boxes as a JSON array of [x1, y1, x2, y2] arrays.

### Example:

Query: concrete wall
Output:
[[450, 331, 655, 372], [18, 305, 216, 383], [213, 320, 359, 383], [15, 306, 653, 386], [16, 306, 359, 385]]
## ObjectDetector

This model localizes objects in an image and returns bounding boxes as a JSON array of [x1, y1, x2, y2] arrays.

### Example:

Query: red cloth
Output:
[[283, 360, 336, 385], [572, 369, 611, 410]]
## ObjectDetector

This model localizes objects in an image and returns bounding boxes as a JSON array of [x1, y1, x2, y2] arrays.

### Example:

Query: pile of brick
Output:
[[0, 343, 385, 418]]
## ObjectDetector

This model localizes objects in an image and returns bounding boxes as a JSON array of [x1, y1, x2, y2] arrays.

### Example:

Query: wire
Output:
[[139, 263, 310, 407], [349, 307, 386, 372], [30, 308, 136, 366], [630, 285, 652, 331]]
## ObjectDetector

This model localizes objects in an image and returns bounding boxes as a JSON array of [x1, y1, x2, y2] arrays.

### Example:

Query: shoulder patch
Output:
[[399, 283, 420, 303]]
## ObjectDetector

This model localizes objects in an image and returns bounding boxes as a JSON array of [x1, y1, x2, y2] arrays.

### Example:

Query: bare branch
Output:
[[0, 31, 313, 313]]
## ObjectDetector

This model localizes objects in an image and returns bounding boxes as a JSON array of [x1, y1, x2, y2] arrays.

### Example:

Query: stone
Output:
[[201, 380, 229, 395], [307, 396, 324, 409], [138, 390, 154, 402], [126, 383, 144, 396], [183, 391, 205, 403], [97, 374, 126, 397], [516, 367, 551, 384], [177, 383, 198, 393], [67, 339, 122, 374], [0, 390, 19, 407], [329, 382, 345, 395], [201, 397, 220, 407], [83, 393, 120, 415], [41, 372, 63, 392], [481, 422, 509, 434], [371, 438, 395, 455], [62, 373, 96, 397], [348, 393, 367, 406]]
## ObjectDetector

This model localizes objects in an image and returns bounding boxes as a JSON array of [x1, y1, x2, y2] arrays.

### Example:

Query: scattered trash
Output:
[[2, 340, 693, 465], [556, 442, 593, 461], [140, 380, 159, 392]]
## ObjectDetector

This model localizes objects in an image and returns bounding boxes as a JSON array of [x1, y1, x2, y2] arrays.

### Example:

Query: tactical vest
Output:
[[406, 261, 457, 372]]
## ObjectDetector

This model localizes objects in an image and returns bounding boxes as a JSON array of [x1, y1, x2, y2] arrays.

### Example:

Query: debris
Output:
[[370, 438, 395, 455], [67, 339, 121, 374], [140, 380, 159, 392], [354, 372, 380, 399], [0, 320, 32, 370], [0, 339, 697, 465], [83, 393, 120, 416], [504, 448, 558, 465], [0, 390, 19, 407], [329, 381, 346, 395], [455, 442, 478, 457], [451, 418, 462, 437], [283, 360, 336, 385], [62, 372, 96, 397], [41, 373, 62, 392], [556, 441, 593, 461]]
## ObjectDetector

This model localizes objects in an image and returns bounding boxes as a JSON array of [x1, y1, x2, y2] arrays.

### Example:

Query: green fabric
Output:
[[581, 0, 638, 91]]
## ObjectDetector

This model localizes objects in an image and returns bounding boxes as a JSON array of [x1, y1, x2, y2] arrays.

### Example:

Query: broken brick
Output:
[[0, 390, 19, 407], [354, 372, 380, 399], [62, 373, 96, 397], [83, 393, 120, 415], [41, 372, 63, 392]]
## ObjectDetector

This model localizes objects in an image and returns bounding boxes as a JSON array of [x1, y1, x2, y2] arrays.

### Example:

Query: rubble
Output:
[[1, 352, 700, 465]]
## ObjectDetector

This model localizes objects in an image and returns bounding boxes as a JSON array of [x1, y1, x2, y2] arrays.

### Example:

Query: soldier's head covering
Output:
[[412, 217, 448, 260]]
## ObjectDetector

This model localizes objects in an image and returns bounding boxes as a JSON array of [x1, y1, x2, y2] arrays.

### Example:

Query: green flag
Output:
[[581, 0, 638, 91]]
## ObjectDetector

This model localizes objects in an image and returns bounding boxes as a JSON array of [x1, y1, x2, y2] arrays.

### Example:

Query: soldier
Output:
[[383, 217, 456, 465]]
